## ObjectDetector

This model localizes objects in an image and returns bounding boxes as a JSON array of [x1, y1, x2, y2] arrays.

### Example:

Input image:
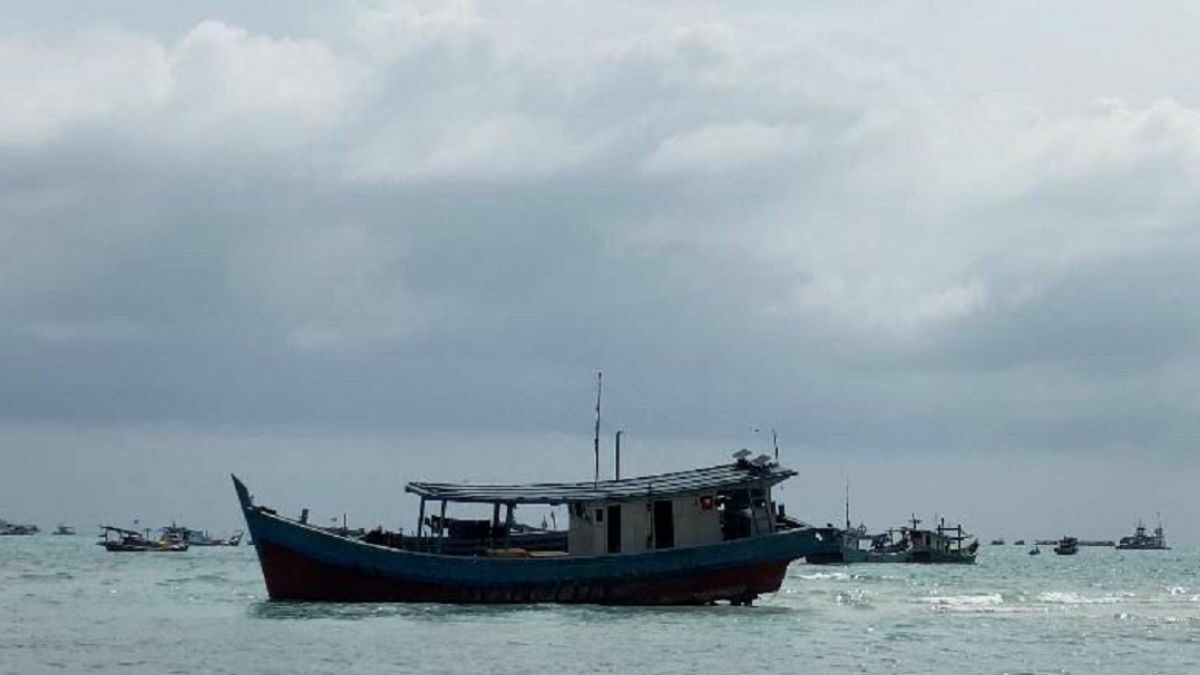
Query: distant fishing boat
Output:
[[1028, 545, 1040, 556], [1115, 518, 1169, 550], [807, 515, 978, 565], [161, 523, 243, 547], [1053, 536, 1078, 555], [990, 538, 1005, 545], [1013, 539, 1025, 546], [234, 453, 838, 605], [97, 526, 188, 552], [0, 519, 38, 535], [896, 516, 979, 564], [52, 524, 76, 536]]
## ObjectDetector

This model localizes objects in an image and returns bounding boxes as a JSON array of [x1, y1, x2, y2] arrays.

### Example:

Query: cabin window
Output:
[[595, 509, 604, 523], [653, 500, 675, 550]]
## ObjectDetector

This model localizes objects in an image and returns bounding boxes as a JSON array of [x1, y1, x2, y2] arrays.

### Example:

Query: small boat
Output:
[[903, 517, 979, 563], [52, 524, 76, 535], [808, 516, 978, 565], [990, 538, 1005, 545], [802, 483, 883, 564], [804, 524, 880, 564], [1053, 536, 1078, 555], [1028, 546, 1040, 555], [235, 453, 838, 605], [161, 523, 243, 547], [97, 526, 189, 552], [1116, 518, 1169, 550], [1013, 539, 1025, 546], [0, 519, 39, 536]]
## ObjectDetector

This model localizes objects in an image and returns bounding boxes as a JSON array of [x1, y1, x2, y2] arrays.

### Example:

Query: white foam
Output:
[[921, 593, 1004, 607], [1036, 591, 1124, 605], [797, 572, 850, 581]]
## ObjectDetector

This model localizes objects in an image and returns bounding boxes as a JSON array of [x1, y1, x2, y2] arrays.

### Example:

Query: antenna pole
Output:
[[772, 429, 779, 462], [845, 480, 850, 530], [593, 371, 602, 485], [615, 430, 623, 480]]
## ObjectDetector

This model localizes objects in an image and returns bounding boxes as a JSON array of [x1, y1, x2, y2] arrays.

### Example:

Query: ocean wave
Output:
[[920, 593, 1004, 607], [1036, 591, 1128, 605], [16, 572, 74, 581], [796, 571, 850, 581]]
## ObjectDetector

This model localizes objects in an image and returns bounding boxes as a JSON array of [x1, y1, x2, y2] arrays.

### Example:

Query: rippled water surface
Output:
[[3, 538, 1199, 674]]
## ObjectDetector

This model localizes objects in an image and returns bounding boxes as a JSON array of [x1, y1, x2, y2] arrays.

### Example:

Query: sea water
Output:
[[2, 537, 1198, 674]]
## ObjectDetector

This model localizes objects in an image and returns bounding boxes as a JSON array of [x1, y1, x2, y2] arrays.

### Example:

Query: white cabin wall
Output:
[[567, 503, 598, 556], [567, 495, 723, 555], [566, 500, 652, 555], [672, 496, 721, 548], [621, 501, 651, 554]]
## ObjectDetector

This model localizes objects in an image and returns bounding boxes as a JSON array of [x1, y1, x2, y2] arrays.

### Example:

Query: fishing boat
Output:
[[901, 516, 979, 563], [801, 482, 874, 564], [1053, 536, 1078, 555], [990, 538, 1005, 545], [0, 519, 38, 535], [97, 525, 189, 552], [1013, 539, 1025, 546], [1115, 519, 1169, 550], [52, 524, 76, 536], [161, 523, 243, 547], [234, 454, 839, 605], [1028, 545, 1040, 555], [808, 515, 978, 564]]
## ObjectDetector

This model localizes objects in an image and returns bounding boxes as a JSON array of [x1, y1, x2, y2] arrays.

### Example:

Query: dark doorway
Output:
[[654, 500, 675, 549], [606, 505, 622, 553]]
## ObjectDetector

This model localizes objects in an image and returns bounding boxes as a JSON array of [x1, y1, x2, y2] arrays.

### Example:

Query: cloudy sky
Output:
[[2, 1, 1199, 542]]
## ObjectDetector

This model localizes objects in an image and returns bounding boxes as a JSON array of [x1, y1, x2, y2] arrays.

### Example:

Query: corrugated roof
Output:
[[404, 461, 795, 504]]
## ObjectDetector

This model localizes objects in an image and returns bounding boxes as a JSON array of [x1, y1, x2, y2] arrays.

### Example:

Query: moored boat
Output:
[[235, 455, 838, 605], [161, 523, 243, 547], [1053, 536, 1078, 555], [53, 524, 76, 536], [0, 519, 39, 536], [904, 516, 979, 564], [1115, 519, 1169, 550], [807, 516, 978, 565], [97, 526, 189, 552]]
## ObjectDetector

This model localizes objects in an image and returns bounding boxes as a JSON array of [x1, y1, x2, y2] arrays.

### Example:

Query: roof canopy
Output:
[[404, 461, 795, 505]]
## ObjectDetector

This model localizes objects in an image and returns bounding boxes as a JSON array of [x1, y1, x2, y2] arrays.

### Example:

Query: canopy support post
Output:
[[504, 503, 514, 549], [491, 503, 501, 549], [416, 498, 426, 550], [437, 500, 448, 553]]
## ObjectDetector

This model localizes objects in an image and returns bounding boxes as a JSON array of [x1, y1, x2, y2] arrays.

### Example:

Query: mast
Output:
[[844, 480, 851, 530], [593, 371, 602, 486], [772, 429, 779, 462]]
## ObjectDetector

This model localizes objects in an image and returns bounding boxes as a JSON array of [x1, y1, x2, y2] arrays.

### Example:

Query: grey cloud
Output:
[[3, 1, 1200, 466]]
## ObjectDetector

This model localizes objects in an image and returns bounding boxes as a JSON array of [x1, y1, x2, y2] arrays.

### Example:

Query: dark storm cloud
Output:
[[2, 0, 1200, 463]]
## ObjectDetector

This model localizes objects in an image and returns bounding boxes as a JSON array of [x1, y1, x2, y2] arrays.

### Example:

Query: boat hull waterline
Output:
[[234, 476, 831, 605]]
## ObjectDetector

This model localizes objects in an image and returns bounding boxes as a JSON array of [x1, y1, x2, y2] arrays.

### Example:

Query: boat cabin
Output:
[[403, 457, 790, 557]]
